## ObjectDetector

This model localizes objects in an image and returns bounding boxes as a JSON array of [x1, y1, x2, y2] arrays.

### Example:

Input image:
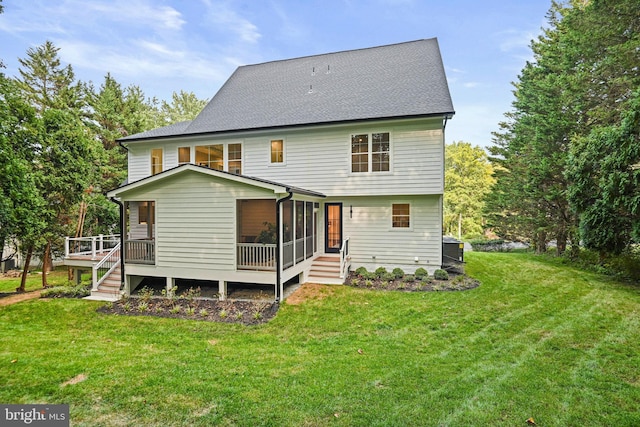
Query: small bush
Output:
[[355, 267, 368, 277], [404, 274, 415, 283], [414, 268, 429, 279], [185, 307, 196, 316], [199, 308, 209, 317], [365, 280, 374, 287], [169, 306, 181, 315], [235, 312, 243, 320], [137, 302, 149, 312], [374, 267, 388, 278], [383, 272, 395, 282], [41, 284, 90, 299], [137, 286, 154, 303], [219, 309, 228, 319], [434, 269, 449, 280], [392, 268, 405, 279]]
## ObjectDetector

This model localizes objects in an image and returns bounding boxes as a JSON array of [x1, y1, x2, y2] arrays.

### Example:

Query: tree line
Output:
[[484, 0, 639, 261], [0, 40, 207, 291]]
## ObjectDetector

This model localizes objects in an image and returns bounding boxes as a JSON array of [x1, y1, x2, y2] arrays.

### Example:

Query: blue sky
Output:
[[0, 0, 551, 147]]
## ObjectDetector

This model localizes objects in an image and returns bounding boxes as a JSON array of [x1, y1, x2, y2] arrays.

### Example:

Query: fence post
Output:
[[65, 237, 70, 258]]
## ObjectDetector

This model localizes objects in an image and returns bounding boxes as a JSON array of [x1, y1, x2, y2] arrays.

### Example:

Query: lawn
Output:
[[0, 267, 91, 294], [1, 252, 639, 426]]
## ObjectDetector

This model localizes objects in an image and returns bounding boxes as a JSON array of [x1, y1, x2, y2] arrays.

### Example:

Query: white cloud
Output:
[[203, 0, 261, 44]]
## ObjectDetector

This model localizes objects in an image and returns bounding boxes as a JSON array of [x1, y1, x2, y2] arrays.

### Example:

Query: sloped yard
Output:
[[1, 252, 639, 426]]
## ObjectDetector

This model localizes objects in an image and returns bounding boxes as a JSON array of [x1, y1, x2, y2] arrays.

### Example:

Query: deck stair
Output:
[[306, 255, 343, 284], [86, 266, 122, 301]]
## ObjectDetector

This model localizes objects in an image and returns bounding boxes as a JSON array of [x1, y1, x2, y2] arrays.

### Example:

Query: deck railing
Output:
[[65, 234, 120, 259], [125, 240, 155, 264], [237, 243, 276, 270], [340, 237, 351, 279], [92, 243, 121, 291]]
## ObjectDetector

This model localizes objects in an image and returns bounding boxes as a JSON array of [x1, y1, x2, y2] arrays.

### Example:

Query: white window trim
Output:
[[268, 138, 286, 166], [349, 130, 392, 175], [390, 202, 412, 231]]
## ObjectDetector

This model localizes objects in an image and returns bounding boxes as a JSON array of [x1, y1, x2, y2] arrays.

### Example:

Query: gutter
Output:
[[110, 197, 125, 289], [275, 189, 294, 302]]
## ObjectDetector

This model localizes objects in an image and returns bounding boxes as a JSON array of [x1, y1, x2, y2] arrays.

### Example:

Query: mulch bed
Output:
[[345, 271, 480, 292], [97, 298, 279, 325]]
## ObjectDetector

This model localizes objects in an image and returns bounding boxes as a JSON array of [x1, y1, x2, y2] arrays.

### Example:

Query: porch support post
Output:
[[166, 277, 174, 296], [218, 281, 227, 301], [275, 189, 293, 302]]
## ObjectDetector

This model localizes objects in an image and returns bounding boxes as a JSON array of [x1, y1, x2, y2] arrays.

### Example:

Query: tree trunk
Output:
[[17, 246, 33, 293], [535, 231, 547, 254], [556, 229, 567, 256], [42, 241, 51, 288]]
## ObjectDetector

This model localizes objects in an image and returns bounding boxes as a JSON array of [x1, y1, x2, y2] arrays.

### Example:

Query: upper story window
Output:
[[178, 147, 190, 165], [196, 144, 223, 170], [151, 148, 163, 175], [392, 203, 410, 228], [270, 139, 284, 164], [228, 143, 242, 174], [351, 132, 390, 173]]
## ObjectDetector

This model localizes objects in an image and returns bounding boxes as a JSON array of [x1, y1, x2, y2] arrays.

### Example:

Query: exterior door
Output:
[[325, 203, 342, 253]]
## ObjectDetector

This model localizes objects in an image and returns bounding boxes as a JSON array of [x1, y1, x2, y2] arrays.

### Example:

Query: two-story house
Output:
[[82, 39, 454, 301]]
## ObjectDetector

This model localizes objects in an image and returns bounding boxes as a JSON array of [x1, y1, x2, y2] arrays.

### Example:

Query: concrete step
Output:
[[85, 291, 120, 302]]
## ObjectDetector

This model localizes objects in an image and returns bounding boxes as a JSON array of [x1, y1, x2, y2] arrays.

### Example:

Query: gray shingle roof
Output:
[[120, 39, 454, 142]]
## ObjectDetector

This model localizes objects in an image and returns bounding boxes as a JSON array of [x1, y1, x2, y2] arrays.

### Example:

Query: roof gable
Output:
[[107, 164, 325, 198], [121, 39, 454, 142]]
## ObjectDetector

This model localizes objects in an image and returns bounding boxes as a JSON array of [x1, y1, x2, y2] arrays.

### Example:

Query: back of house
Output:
[[100, 38, 454, 301]]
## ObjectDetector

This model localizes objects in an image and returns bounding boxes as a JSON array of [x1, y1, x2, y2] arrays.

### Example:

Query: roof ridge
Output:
[[237, 38, 438, 69]]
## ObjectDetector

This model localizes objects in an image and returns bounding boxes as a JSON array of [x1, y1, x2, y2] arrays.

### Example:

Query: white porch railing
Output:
[[340, 237, 351, 279], [237, 243, 276, 270], [92, 243, 121, 291], [65, 234, 120, 259]]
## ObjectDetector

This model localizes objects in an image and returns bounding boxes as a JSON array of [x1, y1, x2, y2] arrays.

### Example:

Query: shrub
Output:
[[383, 272, 395, 282], [219, 309, 228, 319], [414, 268, 429, 279], [41, 284, 90, 299], [137, 302, 149, 312], [434, 269, 449, 280], [355, 267, 368, 277], [169, 306, 181, 315], [392, 268, 405, 279], [185, 307, 195, 316], [404, 274, 415, 283], [199, 308, 209, 317], [374, 267, 388, 278], [137, 286, 154, 303]]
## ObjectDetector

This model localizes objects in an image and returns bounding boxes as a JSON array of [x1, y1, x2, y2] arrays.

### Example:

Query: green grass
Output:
[[0, 267, 91, 293], [1, 252, 639, 426]]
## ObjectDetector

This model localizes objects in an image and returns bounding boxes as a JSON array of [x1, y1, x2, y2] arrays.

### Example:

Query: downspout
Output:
[[110, 197, 125, 289], [275, 189, 293, 302]]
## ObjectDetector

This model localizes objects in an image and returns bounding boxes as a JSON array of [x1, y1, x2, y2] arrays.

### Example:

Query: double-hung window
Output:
[[351, 132, 390, 173], [151, 149, 163, 175], [392, 203, 410, 228], [270, 139, 284, 164]]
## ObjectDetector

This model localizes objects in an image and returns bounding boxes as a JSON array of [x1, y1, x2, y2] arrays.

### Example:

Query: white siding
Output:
[[339, 195, 442, 274], [123, 117, 444, 196], [118, 171, 272, 273]]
